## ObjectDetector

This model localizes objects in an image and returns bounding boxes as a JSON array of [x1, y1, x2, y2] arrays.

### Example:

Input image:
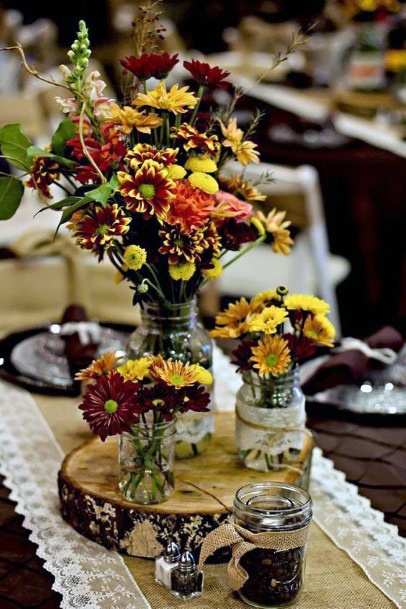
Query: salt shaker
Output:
[[155, 542, 180, 589], [171, 551, 204, 600]]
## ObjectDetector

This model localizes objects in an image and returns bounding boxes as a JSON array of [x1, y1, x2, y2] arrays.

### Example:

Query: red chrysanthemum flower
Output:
[[231, 340, 257, 373], [218, 218, 257, 251], [136, 382, 179, 421], [283, 334, 316, 361], [166, 179, 214, 232], [117, 160, 175, 220], [178, 384, 211, 414], [68, 203, 131, 261], [79, 372, 143, 441], [159, 220, 220, 265], [183, 59, 231, 89], [25, 156, 61, 199], [126, 144, 178, 169], [159, 224, 205, 264], [68, 134, 127, 184], [120, 52, 179, 80]]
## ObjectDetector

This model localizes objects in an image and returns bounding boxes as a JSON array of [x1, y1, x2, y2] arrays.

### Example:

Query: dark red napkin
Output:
[[302, 324, 405, 396], [61, 305, 99, 377]]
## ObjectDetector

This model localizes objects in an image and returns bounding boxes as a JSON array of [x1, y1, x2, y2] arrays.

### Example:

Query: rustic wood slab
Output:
[[58, 413, 313, 558]]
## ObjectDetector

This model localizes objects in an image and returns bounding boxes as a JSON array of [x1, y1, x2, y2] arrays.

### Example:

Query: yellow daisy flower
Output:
[[75, 351, 121, 380], [185, 156, 218, 174], [133, 82, 198, 114], [250, 335, 291, 377], [272, 229, 294, 256], [219, 117, 244, 146], [285, 294, 330, 316], [303, 314, 335, 347], [234, 140, 260, 166], [249, 305, 289, 334], [193, 365, 213, 385], [250, 217, 266, 236], [188, 172, 219, 194], [211, 297, 256, 338], [169, 262, 196, 281], [109, 103, 162, 134], [202, 258, 223, 280], [118, 357, 153, 381], [167, 164, 187, 179], [123, 245, 147, 271], [151, 358, 201, 388], [250, 289, 281, 308], [255, 208, 293, 255], [219, 174, 266, 202]]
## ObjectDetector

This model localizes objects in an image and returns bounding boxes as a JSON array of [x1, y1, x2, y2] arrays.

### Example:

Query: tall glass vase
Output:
[[127, 298, 214, 458], [235, 367, 313, 489]]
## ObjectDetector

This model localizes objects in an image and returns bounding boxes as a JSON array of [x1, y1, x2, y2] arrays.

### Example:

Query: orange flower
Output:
[[75, 351, 121, 380], [165, 179, 214, 231]]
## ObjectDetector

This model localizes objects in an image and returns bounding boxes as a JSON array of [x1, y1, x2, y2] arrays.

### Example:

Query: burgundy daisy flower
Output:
[[79, 372, 142, 441], [283, 334, 316, 361], [183, 59, 231, 89], [231, 340, 257, 372], [120, 52, 179, 80], [67, 203, 131, 261], [218, 218, 257, 251], [137, 382, 179, 421], [178, 384, 211, 414]]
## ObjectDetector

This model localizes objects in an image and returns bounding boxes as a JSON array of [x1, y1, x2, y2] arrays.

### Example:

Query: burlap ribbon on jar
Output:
[[197, 521, 311, 591]]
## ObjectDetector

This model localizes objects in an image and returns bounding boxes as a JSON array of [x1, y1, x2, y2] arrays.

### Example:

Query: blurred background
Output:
[[0, 0, 405, 337]]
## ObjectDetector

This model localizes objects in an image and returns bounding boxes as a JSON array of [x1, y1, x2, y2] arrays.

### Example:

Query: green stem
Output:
[[190, 84, 205, 125], [222, 234, 266, 271]]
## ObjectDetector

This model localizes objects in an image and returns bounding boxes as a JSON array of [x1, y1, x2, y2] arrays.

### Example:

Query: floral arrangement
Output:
[[76, 351, 212, 502], [337, 0, 400, 21], [211, 287, 335, 379], [0, 6, 295, 309]]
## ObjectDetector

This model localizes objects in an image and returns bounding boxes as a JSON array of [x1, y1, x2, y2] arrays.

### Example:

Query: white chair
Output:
[[219, 161, 350, 337]]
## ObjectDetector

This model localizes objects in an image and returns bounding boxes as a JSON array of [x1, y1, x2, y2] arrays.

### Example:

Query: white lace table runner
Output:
[[0, 381, 151, 609], [0, 346, 404, 609]]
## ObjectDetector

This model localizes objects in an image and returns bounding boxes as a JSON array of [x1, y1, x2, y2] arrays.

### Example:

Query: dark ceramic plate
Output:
[[0, 323, 133, 396]]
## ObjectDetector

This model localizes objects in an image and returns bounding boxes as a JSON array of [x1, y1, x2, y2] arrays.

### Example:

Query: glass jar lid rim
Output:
[[234, 482, 312, 516]]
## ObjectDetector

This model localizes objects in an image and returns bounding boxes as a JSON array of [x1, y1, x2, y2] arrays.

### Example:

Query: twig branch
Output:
[[78, 102, 106, 183], [0, 44, 72, 92]]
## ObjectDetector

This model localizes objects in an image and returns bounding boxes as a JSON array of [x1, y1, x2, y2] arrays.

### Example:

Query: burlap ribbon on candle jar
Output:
[[197, 521, 311, 591]]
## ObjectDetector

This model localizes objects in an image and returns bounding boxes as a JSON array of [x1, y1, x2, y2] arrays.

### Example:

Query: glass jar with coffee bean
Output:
[[233, 482, 312, 608]]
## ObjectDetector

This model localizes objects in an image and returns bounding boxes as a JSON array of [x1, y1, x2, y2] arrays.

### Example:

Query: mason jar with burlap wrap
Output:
[[198, 482, 313, 608], [235, 367, 313, 488]]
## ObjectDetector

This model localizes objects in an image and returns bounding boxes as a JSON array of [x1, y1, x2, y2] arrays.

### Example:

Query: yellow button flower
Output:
[[188, 172, 219, 194], [123, 245, 147, 271], [185, 156, 218, 174]]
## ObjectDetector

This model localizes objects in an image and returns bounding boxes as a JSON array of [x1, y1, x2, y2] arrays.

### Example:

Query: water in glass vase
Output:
[[127, 298, 214, 458], [119, 420, 176, 504]]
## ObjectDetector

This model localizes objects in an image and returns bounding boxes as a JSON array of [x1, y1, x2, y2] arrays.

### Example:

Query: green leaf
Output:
[[51, 118, 75, 156], [27, 146, 75, 168], [0, 124, 32, 171], [110, 174, 119, 190], [34, 196, 86, 215], [86, 182, 113, 204], [0, 177, 24, 220], [54, 197, 91, 236]]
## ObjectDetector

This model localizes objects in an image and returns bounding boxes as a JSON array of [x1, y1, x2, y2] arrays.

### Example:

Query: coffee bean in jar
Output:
[[233, 482, 312, 609]]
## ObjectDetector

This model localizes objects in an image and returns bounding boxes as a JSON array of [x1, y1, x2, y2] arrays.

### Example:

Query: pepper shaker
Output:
[[171, 551, 204, 600], [155, 542, 180, 589]]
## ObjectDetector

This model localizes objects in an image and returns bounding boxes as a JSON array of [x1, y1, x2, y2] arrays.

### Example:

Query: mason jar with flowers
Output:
[[212, 287, 335, 488], [76, 352, 212, 504], [0, 12, 306, 457]]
